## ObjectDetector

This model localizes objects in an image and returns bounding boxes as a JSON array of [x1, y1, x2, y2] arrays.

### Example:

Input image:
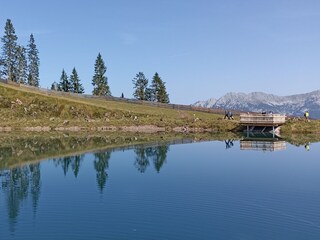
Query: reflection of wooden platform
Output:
[[240, 140, 286, 151]]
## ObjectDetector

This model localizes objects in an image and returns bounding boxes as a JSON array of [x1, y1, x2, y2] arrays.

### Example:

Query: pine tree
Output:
[[92, 53, 111, 96], [1, 19, 18, 82], [70, 67, 84, 93], [145, 87, 155, 101], [16, 45, 27, 84], [27, 34, 40, 87], [51, 81, 60, 91], [0, 57, 3, 79], [132, 72, 148, 100], [59, 69, 70, 92], [150, 72, 169, 103]]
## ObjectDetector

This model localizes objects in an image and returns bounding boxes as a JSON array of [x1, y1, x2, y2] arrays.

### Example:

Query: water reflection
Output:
[[0, 142, 171, 231], [305, 143, 310, 151], [94, 152, 111, 192], [53, 155, 84, 177], [134, 145, 169, 173], [240, 132, 286, 151], [1, 133, 320, 238], [225, 140, 234, 149], [0, 163, 41, 232]]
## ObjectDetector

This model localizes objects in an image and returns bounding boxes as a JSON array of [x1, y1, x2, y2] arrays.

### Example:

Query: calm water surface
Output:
[[1, 139, 320, 239]]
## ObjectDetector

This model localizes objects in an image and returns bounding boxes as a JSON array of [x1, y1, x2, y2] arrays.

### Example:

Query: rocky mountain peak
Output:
[[193, 90, 320, 118]]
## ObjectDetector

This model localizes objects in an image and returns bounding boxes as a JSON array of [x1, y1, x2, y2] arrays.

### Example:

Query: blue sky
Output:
[[1, 0, 320, 104]]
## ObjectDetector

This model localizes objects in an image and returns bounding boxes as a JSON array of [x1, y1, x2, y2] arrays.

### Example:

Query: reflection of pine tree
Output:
[[71, 155, 83, 178], [94, 152, 111, 192], [0, 164, 40, 232], [134, 145, 169, 173], [53, 155, 84, 177], [150, 145, 169, 173], [6, 167, 29, 222], [134, 147, 150, 173], [61, 157, 72, 176], [29, 163, 41, 213]]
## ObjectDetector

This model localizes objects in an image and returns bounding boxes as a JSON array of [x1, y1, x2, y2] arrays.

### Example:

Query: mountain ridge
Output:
[[193, 90, 320, 118]]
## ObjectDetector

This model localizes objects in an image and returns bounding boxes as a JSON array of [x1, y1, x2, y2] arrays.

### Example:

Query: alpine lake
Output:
[[1, 132, 320, 240]]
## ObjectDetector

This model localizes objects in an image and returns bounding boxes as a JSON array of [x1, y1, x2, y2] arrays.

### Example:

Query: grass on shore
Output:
[[281, 118, 320, 134], [0, 82, 239, 131]]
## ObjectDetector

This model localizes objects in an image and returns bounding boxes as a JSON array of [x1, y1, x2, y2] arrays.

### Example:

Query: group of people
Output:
[[224, 110, 234, 120], [223, 109, 311, 121]]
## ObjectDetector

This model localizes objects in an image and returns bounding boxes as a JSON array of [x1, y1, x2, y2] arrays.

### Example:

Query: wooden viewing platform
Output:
[[240, 113, 286, 126], [240, 113, 286, 133]]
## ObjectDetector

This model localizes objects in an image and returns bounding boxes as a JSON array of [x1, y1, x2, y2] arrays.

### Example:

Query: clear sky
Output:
[[1, 0, 320, 104]]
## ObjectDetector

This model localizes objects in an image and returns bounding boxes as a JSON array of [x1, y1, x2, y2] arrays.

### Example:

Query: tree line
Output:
[[0, 19, 40, 86], [0, 19, 170, 103], [52, 55, 170, 103]]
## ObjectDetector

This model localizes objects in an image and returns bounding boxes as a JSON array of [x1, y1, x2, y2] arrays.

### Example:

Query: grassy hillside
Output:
[[0, 83, 239, 132], [281, 118, 320, 134]]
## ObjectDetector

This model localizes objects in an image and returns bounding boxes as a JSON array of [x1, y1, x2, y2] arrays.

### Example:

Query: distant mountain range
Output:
[[193, 90, 320, 119]]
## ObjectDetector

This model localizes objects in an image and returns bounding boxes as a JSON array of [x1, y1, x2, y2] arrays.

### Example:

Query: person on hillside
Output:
[[224, 110, 228, 119], [304, 111, 309, 121], [228, 111, 234, 120]]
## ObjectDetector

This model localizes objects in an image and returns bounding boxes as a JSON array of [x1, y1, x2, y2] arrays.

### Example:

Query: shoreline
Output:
[[0, 125, 224, 133]]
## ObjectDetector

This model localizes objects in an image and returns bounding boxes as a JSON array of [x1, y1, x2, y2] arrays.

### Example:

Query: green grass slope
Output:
[[0, 83, 238, 132]]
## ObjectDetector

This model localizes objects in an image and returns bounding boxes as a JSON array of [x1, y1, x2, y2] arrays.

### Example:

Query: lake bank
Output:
[[2, 82, 320, 133]]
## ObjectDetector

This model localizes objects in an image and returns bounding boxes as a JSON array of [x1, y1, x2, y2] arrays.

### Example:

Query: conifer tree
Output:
[[16, 45, 27, 84], [1, 19, 18, 82], [92, 53, 111, 96], [70, 67, 84, 93], [132, 72, 148, 100], [150, 72, 169, 103], [51, 81, 60, 91], [0, 58, 3, 79], [59, 69, 70, 92], [145, 87, 155, 101], [27, 34, 40, 87]]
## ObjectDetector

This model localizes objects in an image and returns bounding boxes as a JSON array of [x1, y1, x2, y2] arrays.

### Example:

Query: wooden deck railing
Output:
[[240, 113, 286, 126]]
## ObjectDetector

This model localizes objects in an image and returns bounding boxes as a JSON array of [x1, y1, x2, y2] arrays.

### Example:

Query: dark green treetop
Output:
[[150, 72, 169, 103], [92, 53, 111, 96], [132, 72, 148, 100], [1, 19, 18, 82], [70, 67, 84, 94], [16, 45, 27, 84], [59, 69, 71, 92], [27, 34, 40, 87], [51, 81, 60, 91]]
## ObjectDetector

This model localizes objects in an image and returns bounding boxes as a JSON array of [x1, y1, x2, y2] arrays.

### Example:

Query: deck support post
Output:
[[272, 126, 275, 138]]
